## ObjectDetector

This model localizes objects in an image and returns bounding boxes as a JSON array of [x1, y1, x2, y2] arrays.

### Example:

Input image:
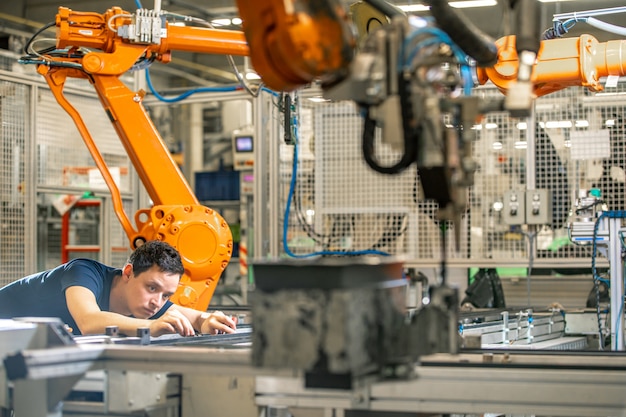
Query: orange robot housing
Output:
[[39, 6, 251, 311], [477, 34, 626, 98]]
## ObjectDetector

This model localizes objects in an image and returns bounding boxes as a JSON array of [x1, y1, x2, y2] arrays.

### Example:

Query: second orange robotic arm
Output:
[[477, 34, 626, 98]]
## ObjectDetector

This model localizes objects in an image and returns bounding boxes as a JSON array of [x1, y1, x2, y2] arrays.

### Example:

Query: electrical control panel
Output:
[[526, 189, 552, 225], [502, 189, 552, 226], [502, 190, 526, 225], [232, 127, 254, 171]]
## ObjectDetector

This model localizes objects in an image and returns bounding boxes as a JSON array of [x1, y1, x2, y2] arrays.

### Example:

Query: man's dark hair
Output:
[[127, 241, 184, 276]]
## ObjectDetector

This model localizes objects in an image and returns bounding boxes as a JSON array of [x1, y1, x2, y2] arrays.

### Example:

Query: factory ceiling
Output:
[[0, 0, 624, 89]]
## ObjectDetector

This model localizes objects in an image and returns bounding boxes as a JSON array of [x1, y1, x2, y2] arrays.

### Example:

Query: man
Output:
[[0, 240, 237, 337]]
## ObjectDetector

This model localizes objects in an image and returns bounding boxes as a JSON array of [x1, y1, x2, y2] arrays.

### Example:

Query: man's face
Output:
[[123, 265, 180, 319]]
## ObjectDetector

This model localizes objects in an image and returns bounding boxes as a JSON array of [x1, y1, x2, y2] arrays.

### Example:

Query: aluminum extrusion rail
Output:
[[4, 344, 105, 381], [4, 343, 290, 382], [8, 345, 626, 416], [256, 351, 626, 417]]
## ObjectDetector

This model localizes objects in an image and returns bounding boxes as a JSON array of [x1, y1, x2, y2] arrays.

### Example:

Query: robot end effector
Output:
[[320, 1, 504, 230]]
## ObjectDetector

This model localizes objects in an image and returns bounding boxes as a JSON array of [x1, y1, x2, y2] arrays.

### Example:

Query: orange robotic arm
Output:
[[27, 1, 357, 312], [33, 6, 251, 311], [477, 34, 626, 98]]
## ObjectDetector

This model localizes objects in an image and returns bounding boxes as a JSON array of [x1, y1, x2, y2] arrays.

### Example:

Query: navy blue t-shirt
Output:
[[0, 258, 172, 335]]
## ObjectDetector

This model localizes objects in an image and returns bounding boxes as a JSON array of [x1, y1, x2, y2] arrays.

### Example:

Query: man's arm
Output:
[[66, 286, 194, 336], [170, 304, 237, 334]]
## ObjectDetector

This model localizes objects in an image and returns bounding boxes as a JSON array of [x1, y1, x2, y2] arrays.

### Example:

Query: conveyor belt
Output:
[[7, 321, 626, 417]]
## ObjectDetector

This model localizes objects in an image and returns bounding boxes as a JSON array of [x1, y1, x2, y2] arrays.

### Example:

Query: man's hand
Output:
[[200, 311, 237, 335], [150, 308, 196, 337]]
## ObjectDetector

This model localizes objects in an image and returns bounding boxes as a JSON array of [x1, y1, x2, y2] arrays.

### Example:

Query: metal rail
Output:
[[7, 343, 626, 416]]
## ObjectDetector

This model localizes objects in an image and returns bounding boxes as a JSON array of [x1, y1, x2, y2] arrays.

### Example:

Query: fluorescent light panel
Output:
[[451, 0, 498, 8], [245, 72, 261, 80], [211, 17, 242, 27], [397, 0, 497, 12], [308, 96, 330, 103], [211, 18, 231, 26], [399, 4, 430, 12], [514, 141, 527, 149], [545, 120, 572, 128]]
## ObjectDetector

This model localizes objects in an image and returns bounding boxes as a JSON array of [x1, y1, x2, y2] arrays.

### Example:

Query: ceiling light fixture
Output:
[[450, 0, 498, 8], [211, 18, 231, 27], [397, 0, 497, 12], [245, 72, 261, 80], [544, 120, 573, 129], [514, 141, 527, 149], [397, 4, 430, 12], [308, 96, 330, 103]]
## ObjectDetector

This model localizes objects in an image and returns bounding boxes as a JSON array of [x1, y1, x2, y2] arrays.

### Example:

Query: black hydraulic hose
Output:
[[24, 21, 56, 55], [423, 0, 498, 67], [283, 94, 293, 145], [362, 73, 418, 175], [362, 111, 416, 174], [515, 0, 541, 54]]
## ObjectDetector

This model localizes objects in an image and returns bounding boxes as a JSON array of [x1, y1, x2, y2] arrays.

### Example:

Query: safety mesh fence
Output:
[[277, 83, 626, 267], [0, 80, 29, 285], [0, 72, 136, 282]]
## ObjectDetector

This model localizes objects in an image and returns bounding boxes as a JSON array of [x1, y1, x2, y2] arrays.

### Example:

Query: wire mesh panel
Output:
[[109, 198, 133, 266], [35, 87, 132, 193], [32, 82, 136, 274], [471, 87, 530, 262], [0, 80, 29, 285], [473, 84, 626, 264], [276, 83, 626, 267], [540, 85, 626, 261], [0, 54, 19, 73], [281, 98, 433, 258], [315, 102, 418, 255]]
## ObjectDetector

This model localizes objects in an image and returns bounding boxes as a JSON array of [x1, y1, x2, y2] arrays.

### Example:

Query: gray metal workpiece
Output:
[[251, 257, 416, 387]]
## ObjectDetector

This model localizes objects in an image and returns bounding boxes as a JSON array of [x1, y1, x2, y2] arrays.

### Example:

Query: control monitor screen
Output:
[[235, 136, 253, 152]]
